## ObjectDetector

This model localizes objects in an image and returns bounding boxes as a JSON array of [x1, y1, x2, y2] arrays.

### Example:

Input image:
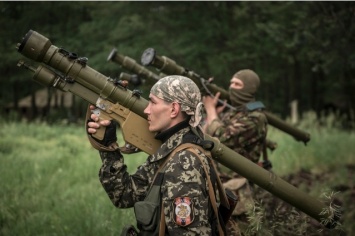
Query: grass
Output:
[[0, 112, 354, 235], [268, 112, 355, 177], [0, 121, 145, 236]]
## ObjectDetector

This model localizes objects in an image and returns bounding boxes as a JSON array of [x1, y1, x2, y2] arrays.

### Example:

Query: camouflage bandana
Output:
[[150, 75, 203, 127]]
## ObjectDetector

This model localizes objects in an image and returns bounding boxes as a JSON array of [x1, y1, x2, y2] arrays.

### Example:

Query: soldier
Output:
[[87, 75, 234, 235], [202, 69, 268, 222]]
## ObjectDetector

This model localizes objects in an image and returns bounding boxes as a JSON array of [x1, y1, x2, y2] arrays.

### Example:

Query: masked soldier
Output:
[[202, 69, 268, 221], [87, 75, 237, 235]]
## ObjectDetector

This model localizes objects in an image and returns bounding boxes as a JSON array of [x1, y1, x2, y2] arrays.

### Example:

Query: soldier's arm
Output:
[[161, 149, 213, 235], [202, 92, 225, 132], [88, 105, 158, 208], [208, 112, 266, 150], [98, 151, 158, 208]]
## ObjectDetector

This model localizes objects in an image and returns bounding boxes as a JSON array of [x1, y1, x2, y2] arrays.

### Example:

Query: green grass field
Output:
[[0, 113, 354, 235]]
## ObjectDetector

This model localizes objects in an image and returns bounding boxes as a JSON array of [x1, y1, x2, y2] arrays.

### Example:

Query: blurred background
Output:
[[0, 2, 354, 236], [1, 1, 354, 127]]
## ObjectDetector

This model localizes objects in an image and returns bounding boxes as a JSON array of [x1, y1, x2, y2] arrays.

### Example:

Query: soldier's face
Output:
[[230, 77, 244, 90], [144, 94, 173, 132]]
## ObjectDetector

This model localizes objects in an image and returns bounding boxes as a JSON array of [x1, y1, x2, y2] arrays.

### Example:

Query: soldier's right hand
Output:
[[87, 105, 112, 134], [87, 105, 118, 147]]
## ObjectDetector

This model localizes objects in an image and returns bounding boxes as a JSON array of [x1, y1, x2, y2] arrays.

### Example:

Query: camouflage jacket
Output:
[[98, 127, 216, 235], [205, 108, 267, 164]]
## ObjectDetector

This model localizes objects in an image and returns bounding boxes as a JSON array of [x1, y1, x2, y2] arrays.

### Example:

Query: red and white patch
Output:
[[173, 197, 194, 226]]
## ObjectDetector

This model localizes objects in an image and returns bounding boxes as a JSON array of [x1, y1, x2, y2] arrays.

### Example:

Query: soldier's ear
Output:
[[171, 102, 181, 118]]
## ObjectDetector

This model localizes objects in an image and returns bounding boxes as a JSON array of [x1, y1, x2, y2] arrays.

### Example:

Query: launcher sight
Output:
[[108, 48, 164, 82]]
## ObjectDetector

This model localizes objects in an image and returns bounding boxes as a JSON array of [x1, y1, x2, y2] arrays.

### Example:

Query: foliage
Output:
[[0, 1, 354, 121]]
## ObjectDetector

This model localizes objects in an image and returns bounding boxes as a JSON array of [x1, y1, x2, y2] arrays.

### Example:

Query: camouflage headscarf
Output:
[[150, 75, 203, 127], [229, 69, 260, 107]]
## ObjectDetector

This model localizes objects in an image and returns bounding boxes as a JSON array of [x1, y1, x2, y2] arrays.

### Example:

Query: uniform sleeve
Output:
[[207, 111, 267, 162], [205, 118, 224, 136], [98, 150, 158, 208], [161, 149, 215, 236]]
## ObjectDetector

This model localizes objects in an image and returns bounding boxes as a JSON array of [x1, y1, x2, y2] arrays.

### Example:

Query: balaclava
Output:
[[229, 69, 260, 107], [150, 75, 203, 128]]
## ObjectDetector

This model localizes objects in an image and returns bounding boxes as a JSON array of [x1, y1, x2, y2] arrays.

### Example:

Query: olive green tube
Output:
[[141, 48, 311, 144], [204, 135, 337, 228], [17, 30, 147, 118], [107, 48, 162, 81], [17, 30, 337, 228]]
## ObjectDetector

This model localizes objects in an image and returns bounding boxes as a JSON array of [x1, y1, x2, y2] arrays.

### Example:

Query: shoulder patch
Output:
[[172, 197, 194, 226]]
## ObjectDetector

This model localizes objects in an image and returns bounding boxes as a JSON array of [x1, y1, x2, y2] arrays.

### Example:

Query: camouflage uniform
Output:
[[96, 76, 223, 235], [205, 108, 267, 164], [204, 69, 268, 217], [98, 126, 216, 235]]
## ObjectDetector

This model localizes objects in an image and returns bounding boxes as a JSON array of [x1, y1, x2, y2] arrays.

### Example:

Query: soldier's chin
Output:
[[148, 125, 157, 132]]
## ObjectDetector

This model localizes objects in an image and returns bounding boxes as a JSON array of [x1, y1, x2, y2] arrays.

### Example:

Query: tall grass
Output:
[[0, 120, 145, 236], [0, 112, 354, 235], [269, 112, 355, 175]]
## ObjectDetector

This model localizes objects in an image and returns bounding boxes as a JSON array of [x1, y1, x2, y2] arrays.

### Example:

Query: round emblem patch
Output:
[[173, 197, 194, 226]]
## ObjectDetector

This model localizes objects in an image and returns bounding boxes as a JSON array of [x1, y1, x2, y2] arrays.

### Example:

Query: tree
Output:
[[1, 1, 353, 125]]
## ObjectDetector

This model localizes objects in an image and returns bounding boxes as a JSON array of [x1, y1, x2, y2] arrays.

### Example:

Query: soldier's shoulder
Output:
[[176, 145, 209, 164], [248, 110, 267, 125], [248, 109, 265, 117]]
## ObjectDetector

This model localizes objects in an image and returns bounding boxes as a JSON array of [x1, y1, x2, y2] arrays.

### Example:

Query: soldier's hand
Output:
[[87, 105, 117, 147], [87, 105, 112, 134], [216, 99, 227, 114], [202, 92, 223, 113], [202, 94, 216, 110]]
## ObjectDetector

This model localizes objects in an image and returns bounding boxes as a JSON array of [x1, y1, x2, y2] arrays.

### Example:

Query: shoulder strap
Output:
[[179, 135, 230, 210], [158, 143, 202, 236], [159, 143, 228, 236], [186, 145, 226, 236], [157, 143, 202, 236], [190, 145, 229, 208]]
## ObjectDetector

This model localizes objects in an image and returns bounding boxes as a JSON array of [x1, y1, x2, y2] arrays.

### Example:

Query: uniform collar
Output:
[[150, 125, 191, 163], [154, 119, 190, 143]]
